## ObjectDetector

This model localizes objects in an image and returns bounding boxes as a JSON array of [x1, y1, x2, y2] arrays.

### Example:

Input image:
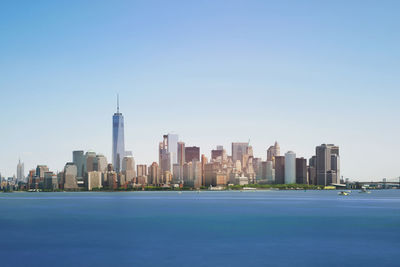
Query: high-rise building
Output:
[[137, 164, 147, 177], [183, 162, 193, 185], [274, 156, 285, 184], [192, 160, 202, 189], [296, 158, 307, 184], [63, 163, 79, 190], [211, 149, 223, 161], [201, 154, 208, 186], [159, 135, 171, 173], [232, 142, 249, 165], [87, 171, 102, 191], [253, 157, 263, 181], [265, 161, 275, 183], [85, 151, 97, 174], [122, 156, 136, 183], [112, 95, 125, 173], [43, 171, 58, 190], [316, 144, 330, 186], [267, 141, 280, 161], [96, 154, 108, 173], [17, 159, 24, 182], [167, 134, 179, 165], [211, 146, 227, 162], [73, 150, 85, 178], [316, 144, 340, 186], [149, 162, 160, 185], [185, 146, 200, 162], [308, 156, 317, 185], [331, 154, 340, 184], [36, 165, 49, 180], [177, 142, 185, 166], [284, 151, 296, 184]]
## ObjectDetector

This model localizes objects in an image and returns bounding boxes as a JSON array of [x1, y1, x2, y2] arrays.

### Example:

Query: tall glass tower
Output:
[[112, 95, 125, 173]]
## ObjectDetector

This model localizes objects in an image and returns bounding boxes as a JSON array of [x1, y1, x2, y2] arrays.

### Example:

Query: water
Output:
[[0, 190, 399, 267]]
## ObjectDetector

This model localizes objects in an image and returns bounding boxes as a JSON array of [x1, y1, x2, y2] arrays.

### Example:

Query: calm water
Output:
[[0, 190, 399, 267]]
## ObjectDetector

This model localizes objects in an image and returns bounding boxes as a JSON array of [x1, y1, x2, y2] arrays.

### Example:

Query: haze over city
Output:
[[1, 0, 399, 181]]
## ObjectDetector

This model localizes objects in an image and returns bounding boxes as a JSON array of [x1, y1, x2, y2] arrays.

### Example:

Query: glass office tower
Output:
[[112, 96, 125, 173]]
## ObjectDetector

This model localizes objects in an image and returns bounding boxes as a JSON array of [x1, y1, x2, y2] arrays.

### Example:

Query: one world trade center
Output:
[[112, 95, 125, 172]]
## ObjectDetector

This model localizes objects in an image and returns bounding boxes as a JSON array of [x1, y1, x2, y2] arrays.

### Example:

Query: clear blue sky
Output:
[[1, 0, 399, 181]]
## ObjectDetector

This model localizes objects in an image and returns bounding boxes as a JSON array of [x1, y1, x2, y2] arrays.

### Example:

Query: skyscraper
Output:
[[159, 135, 171, 173], [73, 150, 85, 178], [274, 156, 285, 184], [185, 146, 200, 162], [316, 144, 331, 186], [232, 142, 249, 165], [331, 154, 340, 184], [265, 161, 275, 183], [211, 146, 226, 162], [177, 142, 185, 166], [137, 164, 147, 177], [284, 151, 296, 184], [96, 154, 108, 173], [316, 144, 340, 186], [149, 162, 160, 185], [167, 133, 179, 165], [63, 163, 79, 190], [267, 141, 280, 161], [296, 157, 308, 184], [308, 156, 317, 185], [122, 155, 136, 182], [17, 159, 24, 182], [112, 95, 125, 173]]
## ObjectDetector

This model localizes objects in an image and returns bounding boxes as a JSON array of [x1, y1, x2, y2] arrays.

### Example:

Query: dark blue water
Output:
[[0, 190, 399, 267]]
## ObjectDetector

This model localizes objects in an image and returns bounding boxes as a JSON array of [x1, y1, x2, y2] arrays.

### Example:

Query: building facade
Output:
[[112, 96, 125, 173]]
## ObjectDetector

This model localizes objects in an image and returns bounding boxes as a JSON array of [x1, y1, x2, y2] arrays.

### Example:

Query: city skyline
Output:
[[4, 99, 345, 189], [1, 1, 399, 180], [0, 95, 398, 182]]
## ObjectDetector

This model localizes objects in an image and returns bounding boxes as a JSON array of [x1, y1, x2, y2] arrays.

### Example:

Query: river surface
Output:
[[0, 190, 399, 267]]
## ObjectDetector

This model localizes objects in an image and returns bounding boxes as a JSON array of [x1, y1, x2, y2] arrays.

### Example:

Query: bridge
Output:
[[345, 179, 400, 189]]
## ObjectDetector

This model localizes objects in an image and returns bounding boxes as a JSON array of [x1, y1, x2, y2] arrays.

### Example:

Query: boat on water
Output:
[[359, 187, 371, 194], [338, 191, 350, 196]]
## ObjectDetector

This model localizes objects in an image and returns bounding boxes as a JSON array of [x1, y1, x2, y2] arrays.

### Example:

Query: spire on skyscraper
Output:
[[117, 93, 119, 113]]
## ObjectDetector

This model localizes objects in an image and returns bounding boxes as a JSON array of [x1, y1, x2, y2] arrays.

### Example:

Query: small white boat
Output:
[[359, 187, 371, 194]]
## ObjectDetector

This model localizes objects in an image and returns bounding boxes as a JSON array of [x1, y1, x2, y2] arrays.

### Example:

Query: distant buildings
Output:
[[274, 156, 285, 184], [122, 155, 136, 184], [177, 141, 185, 166], [284, 151, 296, 184], [63, 163, 79, 190], [149, 162, 160, 185], [159, 135, 171, 173], [87, 171, 102, 191], [167, 134, 179, 165], [73, 150, 85, 178], [185, 146, 200, 163], [10, 101, 343, 191], [267, 142, 280, 162], [296, 158, 307, 184], [265, 161, 275, 183], [232, 142, 248, 165], [316, 144, 340, 186], [16, 159, 24, 182], [43, 171, 58, 190]]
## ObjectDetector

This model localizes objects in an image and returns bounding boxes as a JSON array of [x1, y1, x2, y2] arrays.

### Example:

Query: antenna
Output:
[[117, 93, 119, 113]]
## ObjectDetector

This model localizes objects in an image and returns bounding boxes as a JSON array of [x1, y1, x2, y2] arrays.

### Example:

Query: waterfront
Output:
[[0, 190, 399, 267]]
